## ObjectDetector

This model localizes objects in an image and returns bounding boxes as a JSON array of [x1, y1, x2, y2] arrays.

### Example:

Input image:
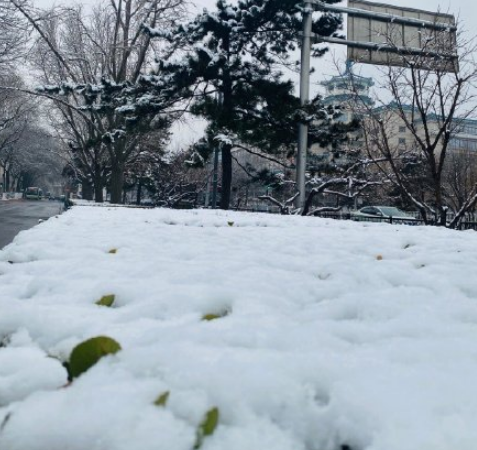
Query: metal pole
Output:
[[204, 157, 212, 207], [211, 145, 219, 209], [311, 34, 458, 60], [296, 1, 313, 210]]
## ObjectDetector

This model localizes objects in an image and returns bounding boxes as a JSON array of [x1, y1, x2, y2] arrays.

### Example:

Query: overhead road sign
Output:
[[312, 0, 456, 32], [311, 0, 458, 72], [295, 0, 458, 210], [345, 0, 457, 71]]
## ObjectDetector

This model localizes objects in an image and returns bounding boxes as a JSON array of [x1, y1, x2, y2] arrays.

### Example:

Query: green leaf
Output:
[[194, 407, 219, 449], [153, 391, 170, 407], [108, 248, 117, 254], [201, 310, 229, 321], [95, 294, 115, 307], [69, 336, 121, 379], [202, 313, 220, 321], [227, 221, 234, 227]]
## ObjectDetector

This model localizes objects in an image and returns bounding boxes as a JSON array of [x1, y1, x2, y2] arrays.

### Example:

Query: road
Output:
[[0, 199, 64, 249]]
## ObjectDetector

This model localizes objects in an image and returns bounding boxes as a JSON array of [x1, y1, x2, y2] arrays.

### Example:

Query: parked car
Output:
[[24, 187, 43, 200], [352, 206, 417, 224], [139, 199, 155, 207]]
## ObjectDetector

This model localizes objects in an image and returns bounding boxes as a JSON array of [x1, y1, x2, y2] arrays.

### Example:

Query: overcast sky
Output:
[[31, 0, 477, 146], [33, 0, 475, 25]]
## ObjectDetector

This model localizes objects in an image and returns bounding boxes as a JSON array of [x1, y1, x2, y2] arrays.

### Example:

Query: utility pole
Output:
[[296, 1, 313, 210]]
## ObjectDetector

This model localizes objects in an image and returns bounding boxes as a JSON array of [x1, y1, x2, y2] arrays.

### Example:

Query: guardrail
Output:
[[312, 211, 477, 230], [232, 206, 477, 230], [313, 212, 422, 225]]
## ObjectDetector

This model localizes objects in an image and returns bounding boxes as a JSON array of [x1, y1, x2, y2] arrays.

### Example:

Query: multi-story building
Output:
[[449, 119, 477, 153], [315, 64, 477, 162], [311, 64, 477, 212]]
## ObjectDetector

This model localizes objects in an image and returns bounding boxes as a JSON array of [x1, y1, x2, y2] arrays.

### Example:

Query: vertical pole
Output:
[[296, 2, 313, 210], [204, 158, 212, 207], [211, 145, 219, 209]]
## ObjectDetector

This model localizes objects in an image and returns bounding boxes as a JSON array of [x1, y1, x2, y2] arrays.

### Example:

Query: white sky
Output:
[[31, 0, 477, 147], [33, 0, 476, 32]]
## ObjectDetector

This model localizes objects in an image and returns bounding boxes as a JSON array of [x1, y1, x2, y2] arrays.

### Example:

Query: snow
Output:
[[1, 193, 22, 200], [214, 133, 235, 146], [1, 206, 477, 450]]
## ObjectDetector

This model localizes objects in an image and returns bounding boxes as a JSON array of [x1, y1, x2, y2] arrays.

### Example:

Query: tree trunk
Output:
[[136, 180, 142, 205], [302, 189, 317, 216], [16, 175, 23, 192], [220, 145, 232, 210], [438, 208, 447, 227], [94, 170, 104, 203], [433, 175, 447, 226], [82, 179, 94, 200], [110, 161, 125, 204]]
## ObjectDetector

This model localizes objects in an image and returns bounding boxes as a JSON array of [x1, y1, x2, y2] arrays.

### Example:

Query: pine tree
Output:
[[145, 0, 343, 209]]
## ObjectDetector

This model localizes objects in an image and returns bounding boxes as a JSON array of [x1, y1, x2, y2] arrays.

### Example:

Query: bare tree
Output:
[[443, 146, 477, 217], [0, 0, 28, 71], [0, 73, 40, 192], [4, 125, 64, 192], [148, 150, 209, 208], [11, 0, 186, 203], [351, 22, 477, 228]]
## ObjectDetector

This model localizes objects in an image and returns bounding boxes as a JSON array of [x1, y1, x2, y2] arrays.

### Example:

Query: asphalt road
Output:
[[0, 199, 64, 249]]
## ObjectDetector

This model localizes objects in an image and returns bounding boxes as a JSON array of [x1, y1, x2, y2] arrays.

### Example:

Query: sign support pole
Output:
[[296, 2, 313, 210]]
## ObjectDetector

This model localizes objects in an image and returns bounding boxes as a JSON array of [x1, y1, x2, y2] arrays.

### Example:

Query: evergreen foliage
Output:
[[144, 0, 345, 209]]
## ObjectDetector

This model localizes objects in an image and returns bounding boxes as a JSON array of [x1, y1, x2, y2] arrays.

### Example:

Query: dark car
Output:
[[24, 187, 43, 200]]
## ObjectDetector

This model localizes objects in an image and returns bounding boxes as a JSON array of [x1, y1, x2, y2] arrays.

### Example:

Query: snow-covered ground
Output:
[[1, 193, 23, 200], [1, 205, 477, 450]]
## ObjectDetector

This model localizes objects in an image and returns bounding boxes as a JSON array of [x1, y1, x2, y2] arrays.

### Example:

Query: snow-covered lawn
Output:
[[1, 206, 477, 450]]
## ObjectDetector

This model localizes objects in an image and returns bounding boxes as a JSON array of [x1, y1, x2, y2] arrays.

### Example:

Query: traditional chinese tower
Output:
[[320, 60, 374, 122]]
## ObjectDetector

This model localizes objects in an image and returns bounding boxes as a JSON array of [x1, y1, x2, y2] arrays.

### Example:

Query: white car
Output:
[[353, 206, 417, 223]]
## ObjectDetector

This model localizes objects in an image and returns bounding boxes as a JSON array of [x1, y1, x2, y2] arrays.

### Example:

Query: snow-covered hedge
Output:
[[1, 207, 477, 450]]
